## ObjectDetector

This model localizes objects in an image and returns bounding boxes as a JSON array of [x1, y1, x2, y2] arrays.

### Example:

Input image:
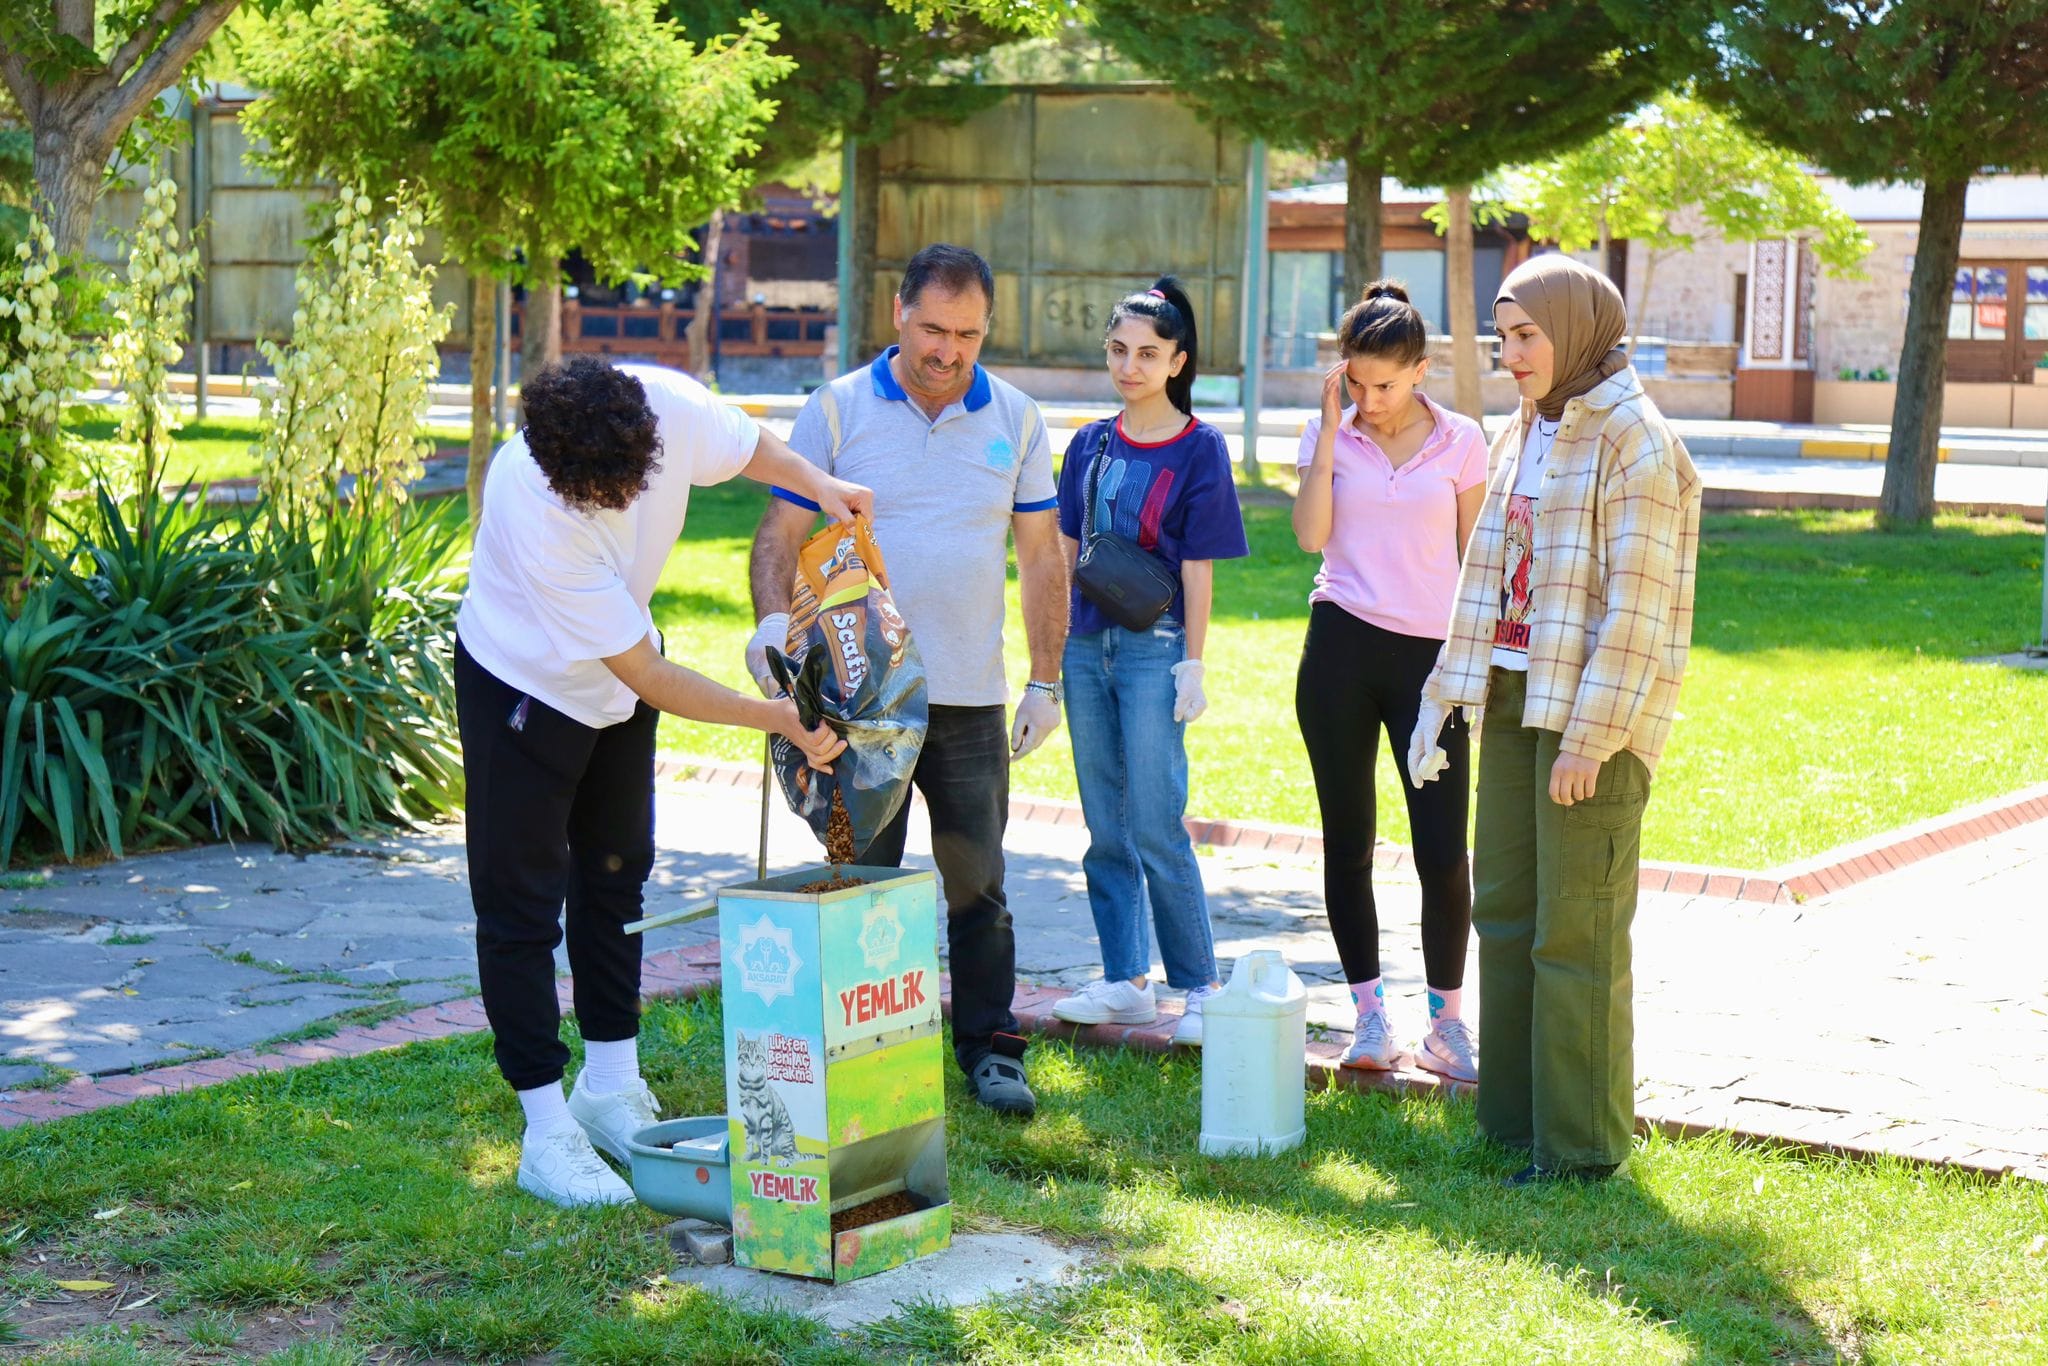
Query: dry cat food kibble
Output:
[[793, 793, 867, 892], [830, 1190, 923, 1235], [825, 788, 856, 865]]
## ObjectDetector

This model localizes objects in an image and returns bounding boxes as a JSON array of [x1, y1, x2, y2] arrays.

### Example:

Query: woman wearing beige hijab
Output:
[[1408, 254, 1702, 1185]]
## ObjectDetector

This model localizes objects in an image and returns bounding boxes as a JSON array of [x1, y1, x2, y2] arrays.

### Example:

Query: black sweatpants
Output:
[[1295, 601, 1473, 990], [455, 636, 656, 1091]]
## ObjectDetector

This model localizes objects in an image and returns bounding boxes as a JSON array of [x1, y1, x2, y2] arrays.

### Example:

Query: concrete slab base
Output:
[[666, 1231, 1092, 1330], [1967, 650, 2048, 672]]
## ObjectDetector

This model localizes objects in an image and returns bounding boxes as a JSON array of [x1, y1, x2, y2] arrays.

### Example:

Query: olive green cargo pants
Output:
[[1473, 668, 1651, 1172]]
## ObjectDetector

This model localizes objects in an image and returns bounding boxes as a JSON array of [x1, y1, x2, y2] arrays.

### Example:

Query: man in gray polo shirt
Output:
[[746, 243, 1068, 1117]]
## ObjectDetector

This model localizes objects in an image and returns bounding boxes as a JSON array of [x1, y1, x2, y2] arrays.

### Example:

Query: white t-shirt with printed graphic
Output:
[[1491, 419, 1554, 672]]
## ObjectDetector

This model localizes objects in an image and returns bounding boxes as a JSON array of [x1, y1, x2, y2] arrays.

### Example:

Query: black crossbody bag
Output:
[[1074, 423, 1178, 632]]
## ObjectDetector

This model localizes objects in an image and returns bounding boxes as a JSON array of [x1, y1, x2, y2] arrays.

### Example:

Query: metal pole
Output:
[[2034, 503, 2048, 655], [836, 137, 857, 377], [1239, 139, 1269, 471], [493, 277, 511, 435], [188, 92, 211, 420]]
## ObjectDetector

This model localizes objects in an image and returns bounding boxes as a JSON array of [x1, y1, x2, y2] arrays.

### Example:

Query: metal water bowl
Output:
[[627, 1117, 732, 1224]]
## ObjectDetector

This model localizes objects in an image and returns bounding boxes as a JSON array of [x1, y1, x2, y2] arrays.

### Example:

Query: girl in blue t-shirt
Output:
[[1048, 276, 1249, 1046]]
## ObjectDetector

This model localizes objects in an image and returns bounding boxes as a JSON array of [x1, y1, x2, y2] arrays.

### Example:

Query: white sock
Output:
[[517, 1081, 575, 1140], [580, 1036, 642, 1094]]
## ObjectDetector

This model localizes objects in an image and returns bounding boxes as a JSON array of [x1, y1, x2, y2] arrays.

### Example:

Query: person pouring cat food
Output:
[[456, 357, 869, 1208]]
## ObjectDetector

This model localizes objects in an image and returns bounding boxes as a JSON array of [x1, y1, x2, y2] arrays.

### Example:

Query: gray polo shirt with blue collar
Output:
[[778, 348, 1056, 707]]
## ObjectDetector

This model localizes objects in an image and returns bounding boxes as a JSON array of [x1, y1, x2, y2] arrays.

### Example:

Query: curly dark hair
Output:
[[521, 356, 663, 512]]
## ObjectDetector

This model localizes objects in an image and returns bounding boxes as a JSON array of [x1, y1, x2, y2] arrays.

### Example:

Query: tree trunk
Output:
[[1883, 174, 1969, 530], [1445, 184, 1481, 420], [687, 208, 725, 381], [1343, 152, 1383, 302], [520, 252, 562, 404], [850, 139, 881, 361], [467, 268, 494, 532], [30, 122, 106, 260], [1627, 250, 1661, 360]]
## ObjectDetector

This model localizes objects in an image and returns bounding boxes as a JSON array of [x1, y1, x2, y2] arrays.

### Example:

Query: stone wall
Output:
[[1623, 209, 1752, 343], [1813, 224, 1912, 378]]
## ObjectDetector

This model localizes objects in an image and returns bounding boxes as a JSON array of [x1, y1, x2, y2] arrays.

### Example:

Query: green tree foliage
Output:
[[664, 0, 1005, 364], [1661, 0, 2048, 529], [236, 0, 791, 509], [1090, 0, 1671, 298], [1091, 0, 1673, 417], [1510, 89, 1872, 353]]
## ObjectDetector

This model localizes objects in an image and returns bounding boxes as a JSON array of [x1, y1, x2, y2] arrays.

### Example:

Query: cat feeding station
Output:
[[705, 863, 950, 1282]]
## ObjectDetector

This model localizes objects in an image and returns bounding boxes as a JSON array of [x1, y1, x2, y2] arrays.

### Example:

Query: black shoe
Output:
[[1505, 1162, 1618, 1188], [967, 1033, 1035, 1117]]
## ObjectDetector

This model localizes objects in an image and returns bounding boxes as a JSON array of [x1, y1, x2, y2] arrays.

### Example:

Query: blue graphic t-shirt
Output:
[[1056, 414, 1250, 636]]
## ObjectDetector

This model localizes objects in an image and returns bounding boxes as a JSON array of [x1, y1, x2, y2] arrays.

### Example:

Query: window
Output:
[[1384, 250, 1447, 332], [1947, 259, 2048, 381], [1267, 251, 1342, 368]]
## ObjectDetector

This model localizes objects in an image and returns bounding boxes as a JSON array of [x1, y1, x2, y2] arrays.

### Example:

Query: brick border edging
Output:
[[659, 758, 2048, 907], [6, 956, 2036, 1185]]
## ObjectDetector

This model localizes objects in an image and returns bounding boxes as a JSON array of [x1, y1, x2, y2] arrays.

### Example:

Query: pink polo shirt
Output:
[[1296, 392, 1489, 641]]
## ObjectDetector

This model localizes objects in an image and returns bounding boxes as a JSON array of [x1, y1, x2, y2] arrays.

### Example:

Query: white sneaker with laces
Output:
[[517, 1125, 635, 1207], [1050, 977, 1158, 1025], [1415, 1016, 1478, 1083], [1172, 983, 1221, 1046], [1340, 1009, 1405, 1070], [567, 1070, 661, 1165]]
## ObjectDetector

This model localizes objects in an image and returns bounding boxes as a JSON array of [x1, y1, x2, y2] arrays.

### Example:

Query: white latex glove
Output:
[[1010, 688, 1062, 758], [1407, 695, 1451, 789], [1170, 659, 1208, 724], [745, 613, 790, 697]]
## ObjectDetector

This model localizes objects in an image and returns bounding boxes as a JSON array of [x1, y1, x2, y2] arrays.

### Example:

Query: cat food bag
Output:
[[765, 517, 928, 858]]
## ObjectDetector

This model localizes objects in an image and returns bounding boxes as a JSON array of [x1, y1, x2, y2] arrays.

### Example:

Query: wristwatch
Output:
[[1026, 679, 1063, 705]]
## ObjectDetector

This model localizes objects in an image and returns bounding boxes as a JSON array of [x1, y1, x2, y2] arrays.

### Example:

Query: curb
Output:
[[6, 950, 2037, 1185], [1702, 485, 2045, 524], [657, 759, 2048, 907]]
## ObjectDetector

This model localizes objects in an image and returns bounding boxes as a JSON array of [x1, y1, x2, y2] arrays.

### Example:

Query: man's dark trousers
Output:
[[455, 637, 656, 1091], [856, 704, 1018, 1074]]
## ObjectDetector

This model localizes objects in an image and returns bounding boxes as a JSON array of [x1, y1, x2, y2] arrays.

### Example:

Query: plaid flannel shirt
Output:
[[1425, 366, 1702, 774]]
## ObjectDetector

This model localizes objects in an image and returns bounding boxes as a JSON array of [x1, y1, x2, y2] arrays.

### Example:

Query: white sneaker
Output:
[[517, 1125, 635, 1207], [1172, 984, 1221, 1046], [1051, 977, 1158, 1025], [1415, 1017, 1478, 1083], [567, 1070, 661, 1165], [1340, 1009, 1405, 1070]]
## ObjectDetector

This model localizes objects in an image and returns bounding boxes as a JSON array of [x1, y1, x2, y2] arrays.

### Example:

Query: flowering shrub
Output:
[[0, 213, 93, 580], [256, 186, 452, 520], [101, 175, 200, 526]]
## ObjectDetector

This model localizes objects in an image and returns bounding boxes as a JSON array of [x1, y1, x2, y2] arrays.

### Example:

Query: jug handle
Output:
[[1249, 950, 1284, 993]]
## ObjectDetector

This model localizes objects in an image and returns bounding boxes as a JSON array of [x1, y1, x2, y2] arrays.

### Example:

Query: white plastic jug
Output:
[[1199, 950, 1308, 1157]]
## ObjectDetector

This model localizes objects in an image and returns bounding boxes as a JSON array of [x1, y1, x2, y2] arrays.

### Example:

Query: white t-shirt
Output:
[[1490, 418, 1554, 672], [457, 364, 760, 727]]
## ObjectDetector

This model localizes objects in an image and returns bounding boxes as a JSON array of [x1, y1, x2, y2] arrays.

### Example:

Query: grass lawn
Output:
[[63, 413, 471, 487], [649, 469, 2048, 869], [0, 994, 2041, 1364]]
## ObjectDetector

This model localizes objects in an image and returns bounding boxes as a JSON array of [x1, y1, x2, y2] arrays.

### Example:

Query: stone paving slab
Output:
[[3, 780, 2044, 1181]]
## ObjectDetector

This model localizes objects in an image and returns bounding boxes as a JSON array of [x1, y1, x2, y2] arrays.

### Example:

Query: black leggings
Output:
[[1295, 601, 1472, 989]]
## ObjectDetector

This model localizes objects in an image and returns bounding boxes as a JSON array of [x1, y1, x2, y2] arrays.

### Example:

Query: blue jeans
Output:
[[1063, 620, 1218, 989]]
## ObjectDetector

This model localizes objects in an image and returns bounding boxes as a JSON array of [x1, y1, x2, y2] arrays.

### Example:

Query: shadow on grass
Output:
[[937, 1038, 1841, 1362]]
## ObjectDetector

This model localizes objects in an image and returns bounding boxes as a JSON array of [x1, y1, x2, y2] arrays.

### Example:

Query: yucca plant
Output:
[[0, 481, 464, 866]]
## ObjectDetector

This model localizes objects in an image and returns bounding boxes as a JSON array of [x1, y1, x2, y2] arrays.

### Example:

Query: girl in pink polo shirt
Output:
[[1292, 280, 1489, 1082]]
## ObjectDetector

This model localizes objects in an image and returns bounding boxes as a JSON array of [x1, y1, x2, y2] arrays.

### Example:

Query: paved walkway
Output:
[[4, 779, 2043, 1180]]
